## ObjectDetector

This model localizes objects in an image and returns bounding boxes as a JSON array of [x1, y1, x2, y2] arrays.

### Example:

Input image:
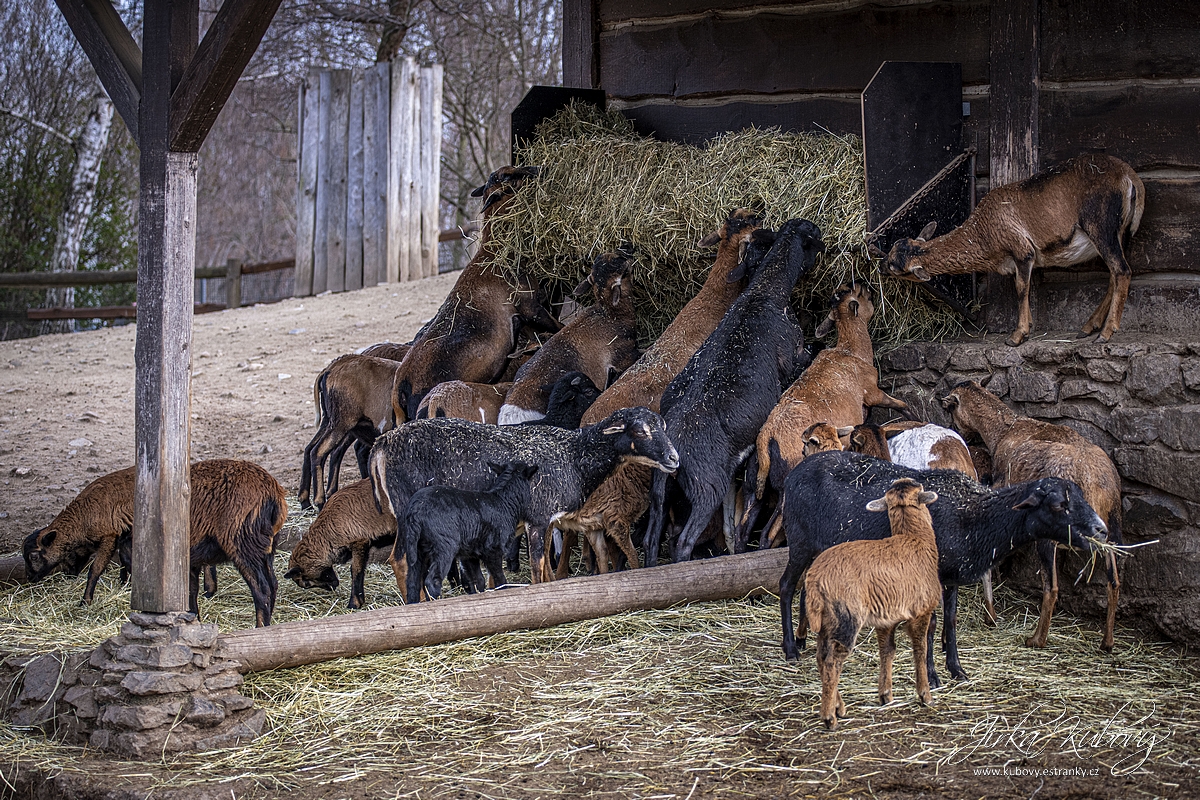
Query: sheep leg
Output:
[[554, 528, 577, 580], [673, 493, 722, 563], [324, 435, 356, 502], [347, 542, 369, 610], [907, 612, 933, 706], [1026, 541, 1058, 648], [981, 570, 998, 626], [779, 557, 805, 661], [462, 558, 488, 593], [644, 469, 671, 568], [924, 609, 942, 691], [817, 631, 850, 729], [940, 587, 968, 681], [1006, 257, 1036, 347], [527, 525, 549, 584], [865, 387, 908, 411], [722, 483, 738, 556], [202, 564, 219, 599], [614, 524, 640, 571], [353, 439, 371, 478], [1084, 199, 1135, 341], [584, 529, 608, 574], [876, 625, 897, 705], [232, 555, 276, 627], [82, 536, 119, 605], [482, 551, 506, 590], [506, 525, 524, 572], [188, 566, 202, 617]]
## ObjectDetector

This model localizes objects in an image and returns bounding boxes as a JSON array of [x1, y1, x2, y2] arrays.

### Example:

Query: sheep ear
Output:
[[610, 278, 622, 307], [40, 529, 56, 547], [572, 276, 592, 298], [865, 498, 889, 512], [814, 313, 835, 339], [917, 221, 937, 241], [602, 424, 625, 435], [917, 491, 938, 505], [940, 393, 959, 411], [523, 464, 540, 478], [487, 461, 506, 475], [910, 265, 932, 282], [883, 427, 906, 440], [470, 183, 486, 198], [1013, 492, 1042, 510], [514, 165, 542, 179], [835, 426, 854, 437], [848, 298, 860, 317], [697, 231, 722, 248], [283, 567, 301, 581], [726, 261, 748, 283]]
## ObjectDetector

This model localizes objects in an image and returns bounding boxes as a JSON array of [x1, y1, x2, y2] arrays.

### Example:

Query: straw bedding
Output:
[[487, 102, 966, 349], [1, 506, 1197, 796]]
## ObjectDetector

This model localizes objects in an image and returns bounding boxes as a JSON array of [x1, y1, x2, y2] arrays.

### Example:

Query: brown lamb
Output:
[[805, 478, 941, 729], [416, 381, 513, 425], [940, 380, 1122, 650]]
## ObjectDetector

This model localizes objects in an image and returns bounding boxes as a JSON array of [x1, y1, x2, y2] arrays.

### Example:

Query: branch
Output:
[[0, 106, 75, 147]]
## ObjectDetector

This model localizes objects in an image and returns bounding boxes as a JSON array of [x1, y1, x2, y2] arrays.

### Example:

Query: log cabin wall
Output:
[[565, 0, 1200, 335]]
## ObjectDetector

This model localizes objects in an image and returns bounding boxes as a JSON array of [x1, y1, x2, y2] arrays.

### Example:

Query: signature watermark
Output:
[[942, 704, 1165, 776]]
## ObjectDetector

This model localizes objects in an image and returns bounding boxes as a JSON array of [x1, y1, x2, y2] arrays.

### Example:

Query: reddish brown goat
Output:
[[416, 381, 512, 425], [881, 154, 1144, 346], [390, 166, 561, 424], [941, 380, 1122, 650], [23, 460, 287, 626], [582, 209, 764, 424], [499, 248, 640, 424], [805, 478, 941, 729]]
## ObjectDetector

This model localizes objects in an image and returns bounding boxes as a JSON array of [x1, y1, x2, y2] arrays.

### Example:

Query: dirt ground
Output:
[[0, 273, 457, 555]]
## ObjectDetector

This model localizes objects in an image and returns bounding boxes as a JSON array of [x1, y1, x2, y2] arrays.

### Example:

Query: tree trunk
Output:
[[45, 94, 115, 333]]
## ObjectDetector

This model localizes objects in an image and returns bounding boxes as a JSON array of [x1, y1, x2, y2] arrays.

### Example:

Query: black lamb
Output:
[[371, 406, 679, 584], [778, 451, 1108, 686], [402, 461, 539, 601], [644, 219, 822, 567]]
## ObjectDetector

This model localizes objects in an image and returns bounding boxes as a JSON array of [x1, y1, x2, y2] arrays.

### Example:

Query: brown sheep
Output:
[[299, 354, 406, 509], [805, 478, 940, 729], [358, 342, 411, 361], [880, 153, 1144, 346], [581, 209, 765, 424], [744, 284, 906, 544], [801, 422, 854, 458], [23, 460, 287, 626], [940, 380, 1122, 650], [416, 381, 512, 425], [285, 478, 396, 610], [499, 247, 640, 424], [390, 166, 561, 424], [548, 459, 652, 577]]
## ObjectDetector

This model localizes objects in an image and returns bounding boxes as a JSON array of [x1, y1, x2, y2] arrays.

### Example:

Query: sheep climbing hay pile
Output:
[[488, 102, 965, 347]]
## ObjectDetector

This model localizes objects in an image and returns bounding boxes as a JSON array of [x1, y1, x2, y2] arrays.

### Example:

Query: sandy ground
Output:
[[0, 272, 458, 555]]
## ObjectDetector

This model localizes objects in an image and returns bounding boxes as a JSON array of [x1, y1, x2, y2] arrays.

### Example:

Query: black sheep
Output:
[[644, 219, 822, 567], [371, 406, 679, 584], [403, 461, 539, 601], [524, 371, 602, 429], [778, 451, 1108, 686]]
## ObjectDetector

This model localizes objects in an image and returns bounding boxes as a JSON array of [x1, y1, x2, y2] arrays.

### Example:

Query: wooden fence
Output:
[[295, 58, 443, 297]]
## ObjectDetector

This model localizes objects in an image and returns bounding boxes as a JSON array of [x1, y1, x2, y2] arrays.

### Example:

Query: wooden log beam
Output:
[[53, 0, 142, 144], [0, 556, 28, 587], [28, 303, 224, 321], [169, 0, 285, 152], [216, 548, 789, 674]]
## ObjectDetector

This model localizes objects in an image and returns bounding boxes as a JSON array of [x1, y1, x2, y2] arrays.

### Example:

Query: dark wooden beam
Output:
[[562, 0, 597, 89], [132, 0, 196, 614], [169, 0, 285, 152], [171, 0, 200, 94], [986, 0, 1039, 333], [53, 0, 142, 144]]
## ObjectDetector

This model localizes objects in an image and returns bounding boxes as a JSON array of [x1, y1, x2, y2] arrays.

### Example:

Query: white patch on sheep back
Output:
[[498, 405, 545, 425], [888, 425, 968, 470]]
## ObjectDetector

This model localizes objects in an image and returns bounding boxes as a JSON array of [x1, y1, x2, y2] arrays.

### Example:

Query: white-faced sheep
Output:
[[880, 153, 1144, 346], [805, 478, 941, 728]]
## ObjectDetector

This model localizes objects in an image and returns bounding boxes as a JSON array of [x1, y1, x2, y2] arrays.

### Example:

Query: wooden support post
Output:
[[132, 1, 196, 614], [325, 69, 351, 294], [562, 0, 597, 90], [294, 71, 319, 297], [419, 65, 443, 279], [345, 70, 365, 292], [987, 0, 1039, 333], [225, 258, 242, 309], [362, 63, 389, 288], [53, 0, 142, 143], [388, 58, 418, 282], [217, 549, 789, 673]]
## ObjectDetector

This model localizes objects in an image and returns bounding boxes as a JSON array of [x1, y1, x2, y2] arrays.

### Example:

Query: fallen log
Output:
[[0, 556, 28, 586], [217, 548, 789, 673]]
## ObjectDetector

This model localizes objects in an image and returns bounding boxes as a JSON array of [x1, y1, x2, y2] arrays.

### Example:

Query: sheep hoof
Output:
[[1100, 640, 1114, 653], [822, 717, 837, 730], [917, 691, 932, 706], [1024, 635, 1047, 648], [949, 667, 968, 682], [1005, 334, 1025, 347], [783, 648, 801, 662], [203, 590, 217, 600], [1095, 333, 1111, 344], [879, 693, 892, 706]]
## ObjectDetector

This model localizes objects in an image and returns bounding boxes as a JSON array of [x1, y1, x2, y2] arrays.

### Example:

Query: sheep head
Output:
[[865, 477, 938, 512], [697, 207, 765, 248], [881, 222, 938, 282], [22, 527, 91, 582], [576, 248, 635, 308], [470, 165, 542, 214], [284, 556, 341, 593], [596, 407, 680, 473], [814, 282, 875, 338], [1011, 477, 1107, 550]]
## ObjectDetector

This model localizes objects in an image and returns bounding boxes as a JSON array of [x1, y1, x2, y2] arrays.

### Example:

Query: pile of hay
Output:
[[488, 102, 965, 348]]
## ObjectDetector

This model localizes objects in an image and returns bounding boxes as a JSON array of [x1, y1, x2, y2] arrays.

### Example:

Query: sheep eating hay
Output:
[[487, 102, 964, 347]]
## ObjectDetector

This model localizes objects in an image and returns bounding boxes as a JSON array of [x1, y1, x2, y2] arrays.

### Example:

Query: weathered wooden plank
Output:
[[217, 548, 789, 673], [168, 0, 285, 152], [1125, 176, 1200, 274], [345, 70, 365, 292], [53, 0, 142, 143], [1034, 272, 1200, 337], [419, 65, 443, 279], [294, 72, 319, 296], [563, 0, 597, 89], [313, 70, 332, 294], [1039, 85, 1200, 171], [0, 556, 27, 586], [325, 70, 351, 293], [598, 2, 989, 99], [388, 58, 419, 283], [1040, 0, 1200, 82], [27, 303, 224, 320], [985, 0, 1039, 335], [225, 258, 242, 309], [362, 63, 389, 288], [617, 96, 861, 144], [600, 0, 879, 24]]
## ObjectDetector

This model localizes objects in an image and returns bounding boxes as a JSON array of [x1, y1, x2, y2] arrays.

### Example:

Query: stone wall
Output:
[[876, 332, 1200, 646]]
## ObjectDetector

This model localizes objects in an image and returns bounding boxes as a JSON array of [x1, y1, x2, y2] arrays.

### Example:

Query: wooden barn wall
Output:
[[581, 0, 1200, 296]]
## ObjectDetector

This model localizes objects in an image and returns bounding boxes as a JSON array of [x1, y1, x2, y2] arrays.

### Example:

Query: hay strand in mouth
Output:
[[487, 101, 966, 349]]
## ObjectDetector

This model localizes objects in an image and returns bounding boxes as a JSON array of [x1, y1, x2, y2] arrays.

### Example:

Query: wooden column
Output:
[[133, 0, 195, 613], [563, 0, 597, 89], [987, 0, 1039, 332], [294, 71, 319, 296], [419, 65, 443, 279]]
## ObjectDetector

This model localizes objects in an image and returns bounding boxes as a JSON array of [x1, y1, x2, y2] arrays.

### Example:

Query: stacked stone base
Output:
[[3, 611, 263, 759], [876, 332, 1200, 647]]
